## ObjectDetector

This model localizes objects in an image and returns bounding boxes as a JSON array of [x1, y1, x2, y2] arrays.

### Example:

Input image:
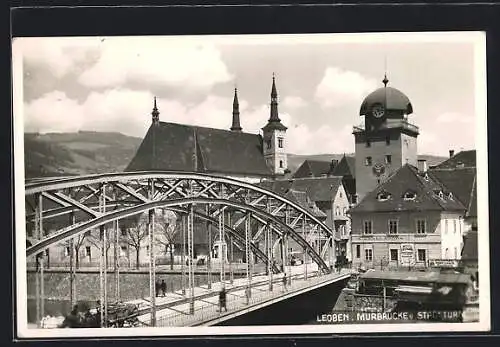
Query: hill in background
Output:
[[23, 131, 447, 179]]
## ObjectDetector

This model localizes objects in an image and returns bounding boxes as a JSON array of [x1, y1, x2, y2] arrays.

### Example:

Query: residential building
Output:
[[349, 163, 467, 269]]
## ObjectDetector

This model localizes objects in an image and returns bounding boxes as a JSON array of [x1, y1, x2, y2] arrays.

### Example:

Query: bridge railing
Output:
[[154, 269, 351, 327]]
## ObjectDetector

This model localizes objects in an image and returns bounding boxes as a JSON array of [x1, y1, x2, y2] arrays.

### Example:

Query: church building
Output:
[[126, 76, 289, 183]]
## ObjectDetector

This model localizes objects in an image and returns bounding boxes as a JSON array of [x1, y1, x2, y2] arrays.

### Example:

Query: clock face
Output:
[[372, 104, 385, 119]]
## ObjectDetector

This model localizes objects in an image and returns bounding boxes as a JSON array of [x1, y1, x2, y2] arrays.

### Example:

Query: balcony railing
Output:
[[352, 119, 419, 134]]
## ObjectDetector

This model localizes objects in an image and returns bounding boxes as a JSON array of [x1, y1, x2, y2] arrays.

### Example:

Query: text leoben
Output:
[[315, 311, 463, 324]]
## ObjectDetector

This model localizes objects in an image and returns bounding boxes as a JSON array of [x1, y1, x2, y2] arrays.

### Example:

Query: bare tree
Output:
[[124, 220, 148, 269], [87, 228, 115, 267], [63, 234, 87, 269], [154, 209, 178, 269]]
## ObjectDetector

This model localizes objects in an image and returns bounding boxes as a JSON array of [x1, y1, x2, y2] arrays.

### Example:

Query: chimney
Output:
[[449, 149, 455, 158], [417, 159, 427, 174]]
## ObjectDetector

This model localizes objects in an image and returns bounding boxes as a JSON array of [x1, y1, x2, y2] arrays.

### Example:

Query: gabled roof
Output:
[[429, 168, 477, 218], [125, 122, 272, 177], [290, 177, 344, 202], [350, 164, 467, 214], [260, 176, 344, 203], [292, 159, 337, 178], [332, 155, 356, 178], [433, 150, 476, 169], [283, 189, 327, 218]]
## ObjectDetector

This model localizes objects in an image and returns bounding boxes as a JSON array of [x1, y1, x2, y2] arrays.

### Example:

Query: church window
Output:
[[335, 206, 340, 215], [356, 245, 360, 258], [365, 156, 372, 166], [386, 136, 391, 145], [385, 155, 392, 164], [64, 246, 71, 257], [278, 137, 284, 148], [279, 160, 283, 168], [85, 246, 91, 257], [266, 139, 272, 149]]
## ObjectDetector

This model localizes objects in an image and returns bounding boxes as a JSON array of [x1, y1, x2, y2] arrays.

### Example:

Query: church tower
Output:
[[354, 75, 418, 201], [262, 74, 288, 176]]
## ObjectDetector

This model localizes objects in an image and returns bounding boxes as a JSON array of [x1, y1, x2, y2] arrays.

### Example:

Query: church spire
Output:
[[269, 73, 280, 122], [152, 96, 160, 125], [230, 87, 242, 132]]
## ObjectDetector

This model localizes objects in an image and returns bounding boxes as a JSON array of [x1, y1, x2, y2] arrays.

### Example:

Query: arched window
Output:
[[454, 247, 458, 259], [335, 206, 340, 215], [343, 207, 347, 216], [279, 160, 283, 168], [445, 248, 449, 258]]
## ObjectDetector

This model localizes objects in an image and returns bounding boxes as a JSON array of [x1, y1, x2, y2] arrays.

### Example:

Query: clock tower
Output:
[[353, 75, 419, 202]]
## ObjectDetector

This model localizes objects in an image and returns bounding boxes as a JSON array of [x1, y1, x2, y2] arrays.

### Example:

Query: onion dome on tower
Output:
[[359, 74, 413, 118]]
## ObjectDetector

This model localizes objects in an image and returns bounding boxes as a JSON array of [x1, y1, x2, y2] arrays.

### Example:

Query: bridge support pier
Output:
[[147, 179, 156, 326], [206, 205, 212, 290], [187, 203, 195, 315], [245, 211, 252, 305], [181, 214, 186, 296]]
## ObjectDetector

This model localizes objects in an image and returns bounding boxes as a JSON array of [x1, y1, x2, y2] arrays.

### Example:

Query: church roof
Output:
[[432, 150, 476, 169], [125, 122, 272, 177], [429, 167, 477, 218], [350, 164, 467, 214], [359, 86, 413, 116]]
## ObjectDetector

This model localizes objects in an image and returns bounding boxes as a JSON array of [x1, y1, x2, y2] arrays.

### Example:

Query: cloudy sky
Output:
[[14, 33, 483, 156]]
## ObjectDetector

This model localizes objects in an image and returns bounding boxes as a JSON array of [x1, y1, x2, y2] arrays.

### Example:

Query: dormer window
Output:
[[377, 191, 391, 202], [448, 192, 454, 200], [434, 190, 444, 199], [403, 190, 417, 201]]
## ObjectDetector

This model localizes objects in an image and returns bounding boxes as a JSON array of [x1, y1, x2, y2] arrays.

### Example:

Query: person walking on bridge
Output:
[[160, 279, 167, 297], [219, 285, 227, 312]]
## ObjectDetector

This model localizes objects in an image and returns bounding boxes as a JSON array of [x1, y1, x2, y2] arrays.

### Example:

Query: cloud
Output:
[[282, 96, 307, 110], [23, 89, 354, 155], [315, 67, 377, 108], [77, 37, 233, 91], [436, 112, 474, 124], [18, 37, 98, 79], [24, 89, 248, 138]]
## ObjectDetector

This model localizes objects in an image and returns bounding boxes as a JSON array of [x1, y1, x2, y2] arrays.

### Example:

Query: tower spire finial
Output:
[[383, 56, 389, 87], [152, 96, 160, 125], [269, 73, 280, 121], [230, 87, 242, 132]]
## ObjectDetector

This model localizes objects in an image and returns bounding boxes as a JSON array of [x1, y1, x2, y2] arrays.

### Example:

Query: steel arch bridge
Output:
[[24, 171, 338, 327]]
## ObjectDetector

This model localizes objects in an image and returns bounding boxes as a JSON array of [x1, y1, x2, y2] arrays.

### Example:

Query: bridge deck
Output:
[[132, 265, 352, 327]]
